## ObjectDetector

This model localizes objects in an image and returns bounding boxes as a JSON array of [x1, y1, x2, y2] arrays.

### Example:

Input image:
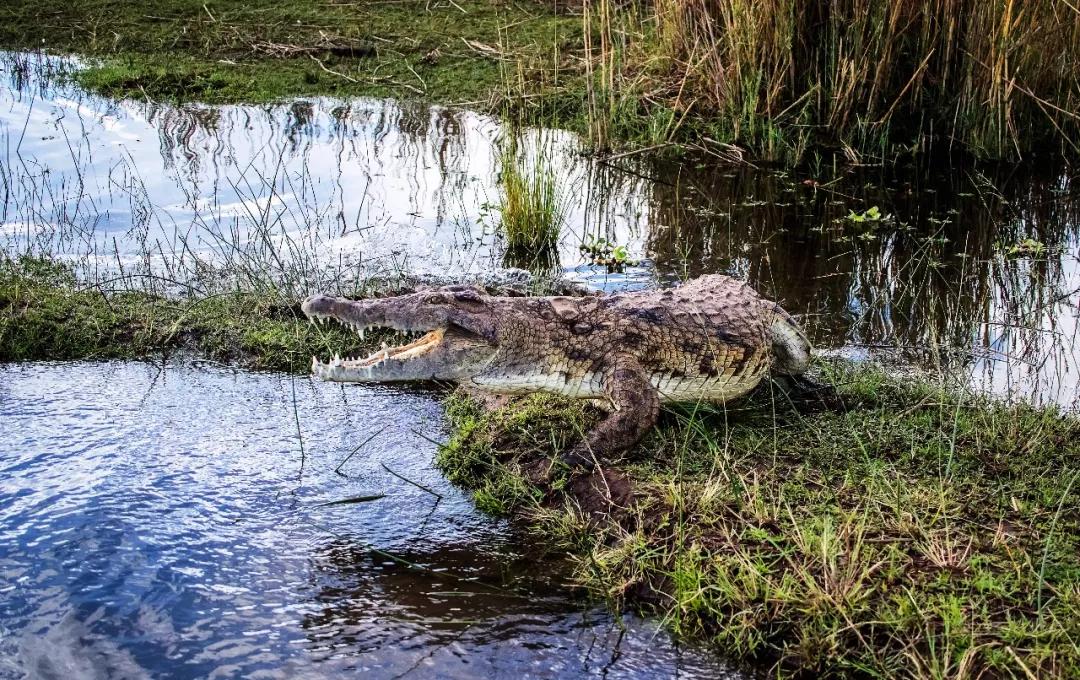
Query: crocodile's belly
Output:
[[472, 370, 764, 403], [651, 372, 764, 403], [471, 372, 606, 398]]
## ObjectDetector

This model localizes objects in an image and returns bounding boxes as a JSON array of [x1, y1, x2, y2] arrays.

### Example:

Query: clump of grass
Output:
[[441, 365, 1080, 677], [497, 133, 566, 270], [0, 255, 380, 371]]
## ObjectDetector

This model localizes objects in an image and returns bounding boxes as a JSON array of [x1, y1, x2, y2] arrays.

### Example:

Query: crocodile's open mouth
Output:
[[301, 295, 496, 383]]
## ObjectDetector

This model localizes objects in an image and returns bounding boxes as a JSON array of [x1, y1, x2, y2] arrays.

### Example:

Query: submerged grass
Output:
[[439, 367, 1080, 677]]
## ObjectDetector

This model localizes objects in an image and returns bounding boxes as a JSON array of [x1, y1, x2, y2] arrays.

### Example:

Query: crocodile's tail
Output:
[[766, 303, 811, 376]]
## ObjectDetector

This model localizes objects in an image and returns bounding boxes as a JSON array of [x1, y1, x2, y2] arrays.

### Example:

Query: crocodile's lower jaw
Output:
[[312, 328, 444, 381]]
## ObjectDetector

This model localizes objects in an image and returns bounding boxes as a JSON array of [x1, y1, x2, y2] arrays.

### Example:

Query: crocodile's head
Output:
[[301, 287, 499, 382]]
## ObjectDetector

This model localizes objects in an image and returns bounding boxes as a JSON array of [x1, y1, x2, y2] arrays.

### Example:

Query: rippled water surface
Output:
[[0, 362, 739, 679]]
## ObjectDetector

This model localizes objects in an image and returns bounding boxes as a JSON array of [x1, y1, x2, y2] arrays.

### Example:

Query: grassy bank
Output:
[[439, 370, 1080, 677], [0, 255, 385, 370], [3, 0, 1078, 164], [0, 0, 580, 108]]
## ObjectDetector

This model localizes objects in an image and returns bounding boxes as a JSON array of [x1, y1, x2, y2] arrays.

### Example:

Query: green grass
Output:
[[439, 368, 1080, 677], [0, 255, 386, 370], [497, 133, 565, 270]]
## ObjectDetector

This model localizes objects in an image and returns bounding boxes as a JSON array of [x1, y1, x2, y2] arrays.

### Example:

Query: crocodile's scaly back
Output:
[[302, 274, 811, 468], [469, 275, 804, 404]]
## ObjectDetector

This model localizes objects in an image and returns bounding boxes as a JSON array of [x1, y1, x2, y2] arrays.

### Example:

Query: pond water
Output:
[[0, 362, 738, 679], [0, 47, 1078, 678]]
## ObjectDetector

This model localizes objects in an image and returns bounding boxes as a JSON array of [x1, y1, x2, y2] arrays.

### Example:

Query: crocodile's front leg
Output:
[[560, 356, 660, 470]]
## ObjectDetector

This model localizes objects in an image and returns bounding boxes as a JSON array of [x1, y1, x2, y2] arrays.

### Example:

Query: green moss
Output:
[[441, 368, 1080, 677]]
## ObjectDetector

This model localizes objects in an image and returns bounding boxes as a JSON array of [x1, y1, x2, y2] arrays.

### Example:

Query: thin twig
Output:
[[309, 54, 358, 83], [381, 462, 443, 498], [334, 425, 389, 476], [410, 428, 447, 448], [291, 374, 306, 481]]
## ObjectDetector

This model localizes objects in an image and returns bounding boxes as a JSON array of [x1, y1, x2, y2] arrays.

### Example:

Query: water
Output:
[[0, 47, 1078, 678], [0, 53, 650, 284], [0, 362, 738, 679]]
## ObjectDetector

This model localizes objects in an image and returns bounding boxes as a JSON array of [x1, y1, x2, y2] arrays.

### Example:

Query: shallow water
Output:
[[0, 361, 740, 679]]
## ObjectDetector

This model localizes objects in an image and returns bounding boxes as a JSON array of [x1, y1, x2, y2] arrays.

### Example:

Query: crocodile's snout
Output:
[[301, 294, 335, 319]]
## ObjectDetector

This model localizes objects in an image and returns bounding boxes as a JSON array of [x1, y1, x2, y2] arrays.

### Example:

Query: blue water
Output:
[[0, 361, 738, 679]]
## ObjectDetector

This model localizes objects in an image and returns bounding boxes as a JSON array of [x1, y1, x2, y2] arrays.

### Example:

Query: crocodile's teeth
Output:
[[359, 327, 365, 340], [311, 355, 318, 371]]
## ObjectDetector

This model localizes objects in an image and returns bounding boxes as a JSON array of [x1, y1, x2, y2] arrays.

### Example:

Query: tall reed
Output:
[[585, 0, 1080, 162]]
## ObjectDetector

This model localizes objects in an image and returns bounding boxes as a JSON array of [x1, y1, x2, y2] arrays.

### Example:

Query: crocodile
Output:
[[301, 275, 811, 468]]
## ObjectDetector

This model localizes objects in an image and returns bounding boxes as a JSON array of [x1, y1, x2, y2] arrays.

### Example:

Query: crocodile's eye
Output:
[[423, 294, 445, 305], [452, 289, 484, 305]]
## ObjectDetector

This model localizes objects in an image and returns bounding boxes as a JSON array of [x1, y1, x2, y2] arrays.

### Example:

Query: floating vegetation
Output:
[[579, 236, 638, 273], [843, 205, 893, 225], [1004, 238, 1050, 258]]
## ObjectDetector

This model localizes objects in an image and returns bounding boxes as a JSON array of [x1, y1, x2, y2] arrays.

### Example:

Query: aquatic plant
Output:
[[579, 235, 638, 272], [497, 133, 566, 268]]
